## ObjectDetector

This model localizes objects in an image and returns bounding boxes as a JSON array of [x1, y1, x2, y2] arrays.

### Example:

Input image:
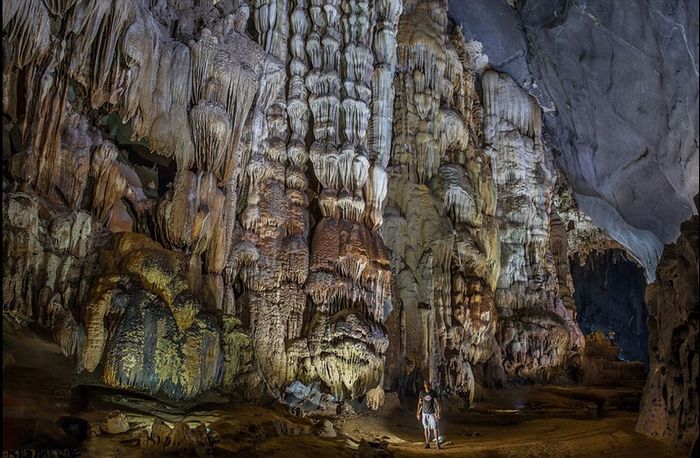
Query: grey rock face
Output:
[[448, 0, 546, 101], [450, 0, 699, 278]]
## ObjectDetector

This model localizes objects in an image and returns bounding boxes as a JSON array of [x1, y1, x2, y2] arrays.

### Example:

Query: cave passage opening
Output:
[[570, 249, 649, 367]]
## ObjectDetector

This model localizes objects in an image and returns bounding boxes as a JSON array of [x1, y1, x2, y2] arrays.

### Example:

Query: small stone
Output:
[[354, 439, 393, 457], [169, 421, 195, 450], [150, 417, 172, 447], [318, 420, 337, 438], [105, 411, 129, 434], [345, 439, 359, 449]]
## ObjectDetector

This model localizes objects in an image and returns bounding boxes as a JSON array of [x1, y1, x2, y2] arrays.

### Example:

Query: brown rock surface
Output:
[[636, 202, 699, 452]]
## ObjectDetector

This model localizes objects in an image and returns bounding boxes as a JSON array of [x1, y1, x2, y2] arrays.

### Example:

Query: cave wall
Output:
[[571, 249, 649, 365], [449, 0, 700, 279], [381, 0, 500, 405], [5, 0, 693, 417], [637, 199, 699, 452], [4, 0, 401, 402]]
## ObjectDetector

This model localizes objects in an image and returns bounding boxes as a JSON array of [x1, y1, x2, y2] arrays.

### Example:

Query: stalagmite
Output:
[[0, 0, 642, 417]]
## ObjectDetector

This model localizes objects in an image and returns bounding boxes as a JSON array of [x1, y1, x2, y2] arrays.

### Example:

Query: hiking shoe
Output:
[[424, 442, 430, 449]]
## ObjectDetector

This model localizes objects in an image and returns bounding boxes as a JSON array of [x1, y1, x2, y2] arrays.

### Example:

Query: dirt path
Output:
[[334, 387, 682, 458], [337, 410, 680, 457]]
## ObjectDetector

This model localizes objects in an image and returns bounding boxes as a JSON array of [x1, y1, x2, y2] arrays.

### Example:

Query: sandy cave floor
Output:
[[2, 319, 683, 457]]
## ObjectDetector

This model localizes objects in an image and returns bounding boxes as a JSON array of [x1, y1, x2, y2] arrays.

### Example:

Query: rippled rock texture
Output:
[[637, 199, 699, 452]]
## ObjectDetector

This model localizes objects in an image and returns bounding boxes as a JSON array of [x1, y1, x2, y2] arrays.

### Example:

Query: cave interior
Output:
[[2, 0, 698, 457]]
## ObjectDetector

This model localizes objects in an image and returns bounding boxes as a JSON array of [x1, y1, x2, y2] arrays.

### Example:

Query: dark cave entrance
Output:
[[570, 249, 649, 367]]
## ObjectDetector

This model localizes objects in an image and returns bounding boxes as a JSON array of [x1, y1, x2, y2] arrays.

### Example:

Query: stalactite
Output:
[[482, 69, 583, 379], [236, 0, 313, 394], [381, 0, 500, 406], [298, 0, 401, 403], [482, 71, 542, 140], [3, 0, 593, 409]]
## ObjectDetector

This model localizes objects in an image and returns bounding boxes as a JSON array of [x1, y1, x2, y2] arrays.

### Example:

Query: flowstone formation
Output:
[[80, 232, 225, 399], [482, 70, 583, 380], [637, 197, 699, 452], [279, 0, 401, 401], [2, 0, 622, 410], [381, 0, 500, 405]]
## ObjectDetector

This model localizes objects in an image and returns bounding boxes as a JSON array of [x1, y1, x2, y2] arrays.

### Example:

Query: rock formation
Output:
[[449, 0, 699, 280], [553, 175, 627, 265], [2, 0, 403, 403], [482, 70, 583, 380], [380, 0, 500, 405], [580, 331, 646, 388], [78, 232, 230, 399], [0, 0, 584, 405], [637, 197, 699, 452], [1, 6, 695, 447], [296, 0, 400, 401]]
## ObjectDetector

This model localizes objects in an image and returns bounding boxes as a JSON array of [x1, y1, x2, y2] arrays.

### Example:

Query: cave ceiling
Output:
[[449, 0, 699, 279]]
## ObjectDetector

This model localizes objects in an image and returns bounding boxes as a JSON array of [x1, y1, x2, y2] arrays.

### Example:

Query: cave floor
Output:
[[2, 318, 683, 457]]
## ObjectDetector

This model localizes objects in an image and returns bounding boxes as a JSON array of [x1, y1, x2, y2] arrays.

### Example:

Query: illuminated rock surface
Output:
[[2, 0, 698, 454]]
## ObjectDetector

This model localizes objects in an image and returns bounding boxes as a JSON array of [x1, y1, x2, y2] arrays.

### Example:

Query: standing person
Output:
[[416, 381, 441, 449]]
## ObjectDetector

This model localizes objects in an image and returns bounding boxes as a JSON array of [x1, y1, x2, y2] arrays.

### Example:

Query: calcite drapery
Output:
[[157, 24, 284, 315], [236, 0, 308, 395], [2, 0, 282, 399], [298, 0, 401, 401], [482, 70, 583, 379], [381, 0, 500, 405]]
